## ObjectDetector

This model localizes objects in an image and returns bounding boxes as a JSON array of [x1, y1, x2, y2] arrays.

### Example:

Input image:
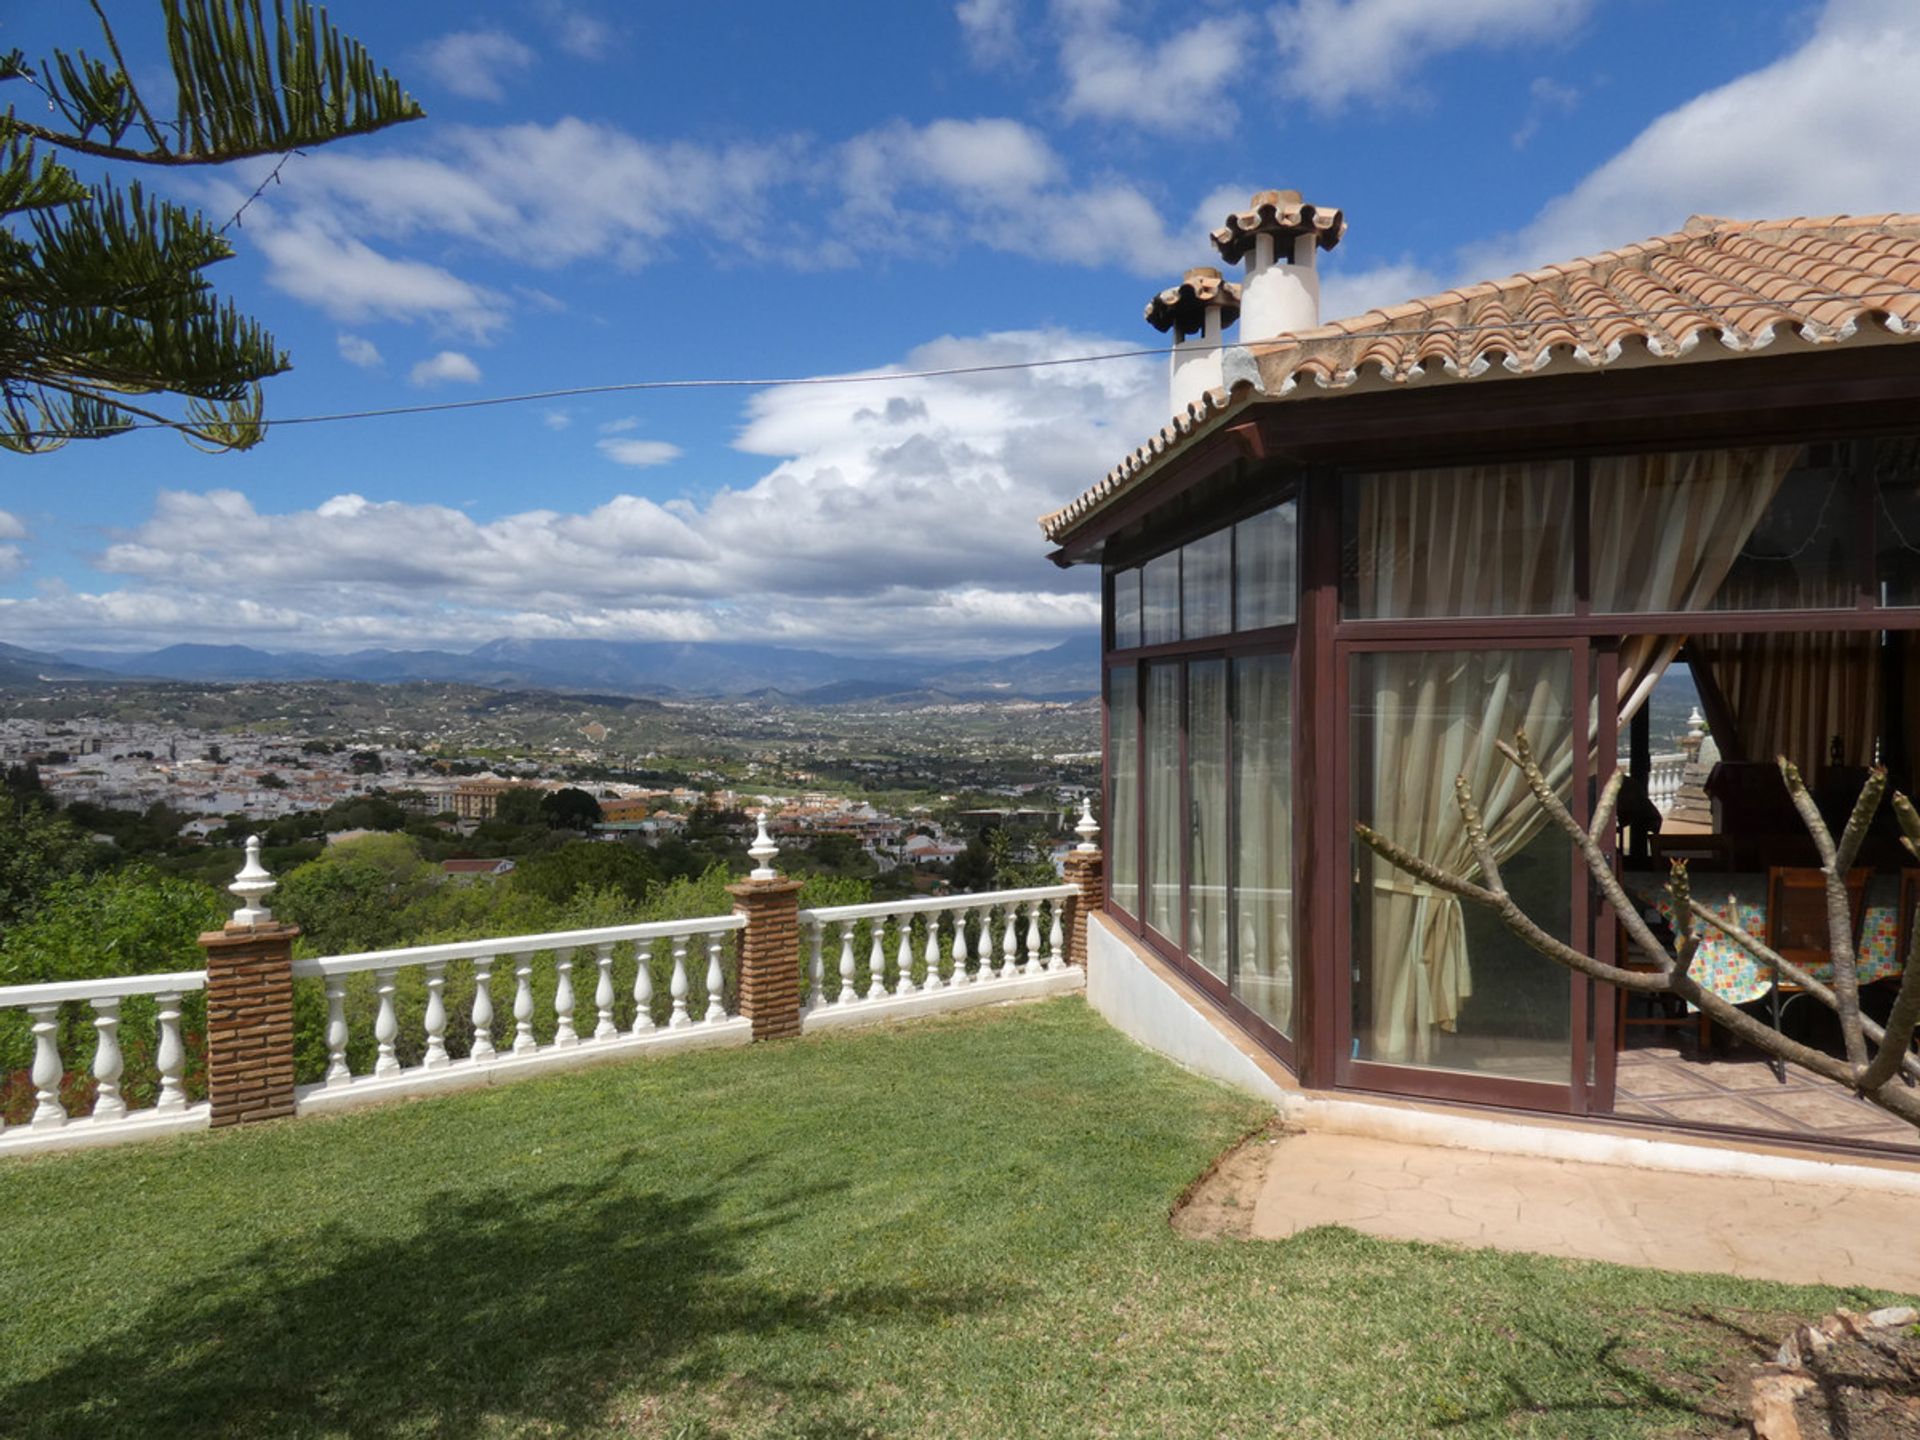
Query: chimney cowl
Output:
[[1144, 266, 1243, 336], [1211, 190, 1346, 265]]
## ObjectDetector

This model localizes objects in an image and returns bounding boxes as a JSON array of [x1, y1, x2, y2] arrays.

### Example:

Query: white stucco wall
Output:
[[1086, 915, 1292, 1110]]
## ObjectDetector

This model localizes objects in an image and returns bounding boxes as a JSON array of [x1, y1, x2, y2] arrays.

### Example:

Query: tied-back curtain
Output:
[[1590, 446, 1805, 725], [1360, 650, 1573, 1064], [1688, 631, 1881, 775]]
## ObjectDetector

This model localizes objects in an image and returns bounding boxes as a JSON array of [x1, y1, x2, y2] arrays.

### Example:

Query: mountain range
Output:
[[21, 634, 1101, 701]]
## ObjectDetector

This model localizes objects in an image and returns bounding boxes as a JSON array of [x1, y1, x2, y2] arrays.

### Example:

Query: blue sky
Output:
[[1, 0, 1914, 658]]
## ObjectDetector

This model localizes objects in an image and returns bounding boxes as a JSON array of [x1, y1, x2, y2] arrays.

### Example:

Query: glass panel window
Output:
[[1111, 567, 1142, 649], [1350, 648, 1573, 1080], [1181, 530, 1231, 639], [1873, 436, 1920, 606], [1589, 443, 1849, 612], [1107, 667, 1139, 917], [1236, 501, 1297, 631], [1144, 664, 1181, 939], [1187, 661, 1228, 978], [1142, 551, 1180, 645], [1342, 462, 1575, 618], [1232, 655, 1292, 1034]]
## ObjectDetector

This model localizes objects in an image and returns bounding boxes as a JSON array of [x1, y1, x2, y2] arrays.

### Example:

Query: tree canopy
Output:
[[0, 2, 423, 453]]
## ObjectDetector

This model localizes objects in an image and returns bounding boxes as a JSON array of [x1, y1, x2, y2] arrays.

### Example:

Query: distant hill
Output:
[[0, 641, 118, 685], [45, 631, 1101, 699]]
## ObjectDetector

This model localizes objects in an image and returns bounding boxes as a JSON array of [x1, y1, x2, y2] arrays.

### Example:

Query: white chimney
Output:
[[1212, 189, 1346, 343], [1145, 266, 1241, 415]]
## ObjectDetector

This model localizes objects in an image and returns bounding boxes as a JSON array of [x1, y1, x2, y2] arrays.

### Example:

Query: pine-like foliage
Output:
[[0, 2, 423, 453]]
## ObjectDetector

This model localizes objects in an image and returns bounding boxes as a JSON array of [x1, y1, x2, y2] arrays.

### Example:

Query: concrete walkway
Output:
[[1247, 1132, 1920, 1291]]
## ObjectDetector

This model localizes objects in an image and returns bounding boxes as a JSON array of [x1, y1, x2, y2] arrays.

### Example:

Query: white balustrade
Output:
[[1613, 751, 1691, 815], [0, 971, 212, 1150], [795, 885, 1081, 1033], [287, 914, 747, 1113]]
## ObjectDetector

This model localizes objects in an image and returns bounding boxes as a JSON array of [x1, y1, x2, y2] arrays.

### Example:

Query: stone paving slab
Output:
[[1249, 1132, 1920, 1292]]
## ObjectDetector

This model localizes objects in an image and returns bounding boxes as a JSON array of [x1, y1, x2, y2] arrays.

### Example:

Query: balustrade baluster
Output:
[[922, 913, 944, 992], [28, 1004, 65, 1128], [808, 923, 825, 1009], [155, 991, 186, 1111], [1047, 900, 1068, 972], [837, 923, 857, 1004], [423, 962, 450, 1069], [949, 906, 971, 986], [866, 919, 886, 1001], [594, 944, 617, 1040], [374, 968, 401, 1076], [1001, 905, 1018, 980], [895, 913, 916, 996], [704, 933, 726, 1023], [668, 936, 691, 1028], [324, 976, 351, 1083], [554, 951, 579, 1048], [513, 954, 538, 1055], [89, 997, 125, 1122], [1024, 902, 1044, 976], [633, 943, 656, 1033], [471, 959, 498, 1061]]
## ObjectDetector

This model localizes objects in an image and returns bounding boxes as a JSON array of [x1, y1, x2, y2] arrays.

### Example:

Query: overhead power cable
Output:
[[13, 283, 1920, 442]]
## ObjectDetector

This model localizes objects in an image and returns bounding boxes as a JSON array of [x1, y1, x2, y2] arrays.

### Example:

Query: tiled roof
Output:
[[1210, 188, 1345, 264], [1144, 266, 1241, 335], [1041, 213, 1920, 543]]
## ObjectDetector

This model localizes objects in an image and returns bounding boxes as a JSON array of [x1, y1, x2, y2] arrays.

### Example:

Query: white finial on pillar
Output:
[[748, 810, 779, 881], [229, 835, 276, 926], [1686, 706, 1706, 740], [1075, 796, 1100, 853]]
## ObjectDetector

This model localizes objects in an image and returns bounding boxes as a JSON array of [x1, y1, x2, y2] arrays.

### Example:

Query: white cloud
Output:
[[598, 416, 640, 434], [1057, 9, 1258, 135], [417, 29, 537, 101], [1512, 75, 1581, 150], [1318, 259, 1444, 323], [835, 118, 1190, 275], [957, 0, 1022, 65], [0, 510, 26, 541], [14, 330, 1158, 654], [1271, 0, 1592, 110], [1466, 0, 1920, 277], [596, 438, 682, 468], [537, 2, 616, 58], [409, 350, 483, 386], [250, 211, 509, 339], [336, 333, 383, 368], [542, 409, 573, 430]]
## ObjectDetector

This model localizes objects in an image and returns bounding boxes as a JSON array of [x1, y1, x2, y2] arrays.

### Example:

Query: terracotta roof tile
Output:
[[1144, 266, 1241, 334], [1210, 189, 1346, 264], [1042, 213, 1920, 542]]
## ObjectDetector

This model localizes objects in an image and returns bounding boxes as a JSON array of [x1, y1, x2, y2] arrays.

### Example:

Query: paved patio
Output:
[[1244, 1131, 1920, 1291]]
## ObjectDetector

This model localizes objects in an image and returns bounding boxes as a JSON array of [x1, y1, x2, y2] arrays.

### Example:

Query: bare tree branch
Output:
[[1356, 730, 1920, 1133]]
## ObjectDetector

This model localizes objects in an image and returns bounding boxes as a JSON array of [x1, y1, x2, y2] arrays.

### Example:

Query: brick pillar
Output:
[[728, 878, 805, 1041], [197, 920, 301, 1127], [1062, 849, 1103, 968]]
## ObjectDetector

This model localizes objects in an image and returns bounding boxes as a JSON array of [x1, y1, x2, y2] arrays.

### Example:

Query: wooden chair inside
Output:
[[1763, 866, 1870, 987], [1614, 921, 1712, 1051]]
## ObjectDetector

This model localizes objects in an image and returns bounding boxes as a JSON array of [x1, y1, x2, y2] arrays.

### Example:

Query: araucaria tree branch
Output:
[[1356, 735, 1920, 1130], [0, 2, 423, 454]]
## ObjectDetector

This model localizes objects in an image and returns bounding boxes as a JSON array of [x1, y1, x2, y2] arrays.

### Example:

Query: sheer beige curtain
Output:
[[1360, 650, 1573, 1063], [1351, 463, 1578, 1064], [1590, 446, 1804, 723], [1353, 448, 1803, 1066], [1688, 631, 1880, 774]]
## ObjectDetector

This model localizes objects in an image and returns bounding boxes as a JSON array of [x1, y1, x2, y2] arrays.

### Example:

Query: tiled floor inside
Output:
[[1614, 1040, 1920, 1150]]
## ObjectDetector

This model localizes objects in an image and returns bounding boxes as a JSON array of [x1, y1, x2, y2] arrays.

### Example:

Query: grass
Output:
[[0, 997, 1902, 1439]]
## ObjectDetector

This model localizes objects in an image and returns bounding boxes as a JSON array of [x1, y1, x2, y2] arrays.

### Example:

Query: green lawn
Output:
[[0, 998, 1897, 1439]]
